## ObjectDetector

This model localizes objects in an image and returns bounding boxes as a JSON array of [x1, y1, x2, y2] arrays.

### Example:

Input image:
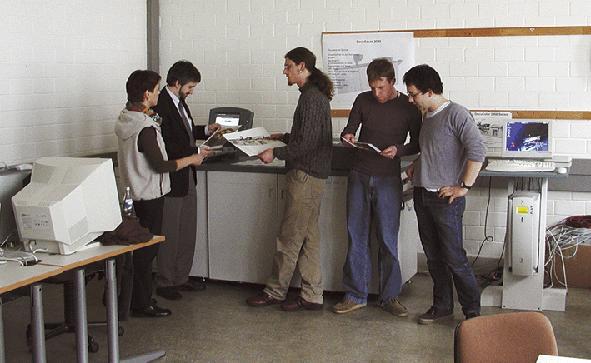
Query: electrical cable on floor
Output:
[[472, 177, 504, 288], [545, 217, 591, 289], [472, 176, 494, 268]]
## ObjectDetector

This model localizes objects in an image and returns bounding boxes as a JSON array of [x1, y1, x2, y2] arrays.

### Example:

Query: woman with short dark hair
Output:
[[115, 70, 209, 317]]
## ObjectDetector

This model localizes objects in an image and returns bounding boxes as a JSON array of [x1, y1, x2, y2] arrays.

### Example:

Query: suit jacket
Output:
[[155, 87, 207, 197]]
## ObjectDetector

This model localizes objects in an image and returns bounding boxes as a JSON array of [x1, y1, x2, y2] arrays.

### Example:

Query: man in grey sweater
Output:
[[403, 64, 485, 324]]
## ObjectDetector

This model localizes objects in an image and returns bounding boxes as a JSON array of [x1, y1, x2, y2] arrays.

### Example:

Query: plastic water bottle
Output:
[[122, 186, 135, 217]]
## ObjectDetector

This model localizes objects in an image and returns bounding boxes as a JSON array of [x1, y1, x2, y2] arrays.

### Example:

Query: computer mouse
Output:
[[556, 167, 567, 174]]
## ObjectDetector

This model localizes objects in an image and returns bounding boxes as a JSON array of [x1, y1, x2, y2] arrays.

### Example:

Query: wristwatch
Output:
[[460, 181, 473, 190]]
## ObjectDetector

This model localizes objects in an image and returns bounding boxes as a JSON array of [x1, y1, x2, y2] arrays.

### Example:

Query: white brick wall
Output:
[[160, 2, 591, 260], [158, 0, 590, 157], [0, 0, 147, 165], [2, 1, 590, 258]]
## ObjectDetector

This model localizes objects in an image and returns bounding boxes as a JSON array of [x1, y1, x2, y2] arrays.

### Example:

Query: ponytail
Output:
[[308, 67, 334, 100], [285, 47, 334, 100]]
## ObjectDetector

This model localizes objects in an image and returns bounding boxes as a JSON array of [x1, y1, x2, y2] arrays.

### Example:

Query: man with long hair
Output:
[[246, 47, 333, 311]]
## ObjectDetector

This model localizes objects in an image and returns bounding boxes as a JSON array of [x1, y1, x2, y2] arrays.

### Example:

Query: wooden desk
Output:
[[0, 262, 63, 363], [37, 236, 165, 363]]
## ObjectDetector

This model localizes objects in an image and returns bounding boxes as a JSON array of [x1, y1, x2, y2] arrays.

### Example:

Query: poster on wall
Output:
[[472, 111, 512, 157], [321, 32, 415, 109]]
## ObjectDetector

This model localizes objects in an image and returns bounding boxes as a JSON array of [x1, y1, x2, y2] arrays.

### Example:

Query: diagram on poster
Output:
[[322, 32, 414, 109], [473, 111, 512, 157]]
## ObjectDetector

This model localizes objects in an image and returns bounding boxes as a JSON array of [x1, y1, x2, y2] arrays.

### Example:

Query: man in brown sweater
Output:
[[333, 58, 421, 316], [246, 47, 333, 311]]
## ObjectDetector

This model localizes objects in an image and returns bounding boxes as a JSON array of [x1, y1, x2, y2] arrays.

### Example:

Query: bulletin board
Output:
[[323, 26, 591, 120]]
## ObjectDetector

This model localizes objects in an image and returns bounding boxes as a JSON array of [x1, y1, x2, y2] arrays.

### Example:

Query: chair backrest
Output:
[[454, 312, 558, 363]]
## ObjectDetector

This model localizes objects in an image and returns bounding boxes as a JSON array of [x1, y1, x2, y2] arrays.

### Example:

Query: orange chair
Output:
[[454, 312, 558, 363]]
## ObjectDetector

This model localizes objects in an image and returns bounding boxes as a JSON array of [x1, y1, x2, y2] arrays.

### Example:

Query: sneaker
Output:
[[332, 298, 367, 314], [465, 312, 480, 320], [418, 306, 453, 325], [381, 299, 408, 317]]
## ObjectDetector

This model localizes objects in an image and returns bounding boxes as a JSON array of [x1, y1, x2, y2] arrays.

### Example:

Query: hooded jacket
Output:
[[115, 109, 171, 201]]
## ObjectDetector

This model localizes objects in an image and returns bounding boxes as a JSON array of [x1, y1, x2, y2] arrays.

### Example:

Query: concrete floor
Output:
[[2, 272, 590, 362]]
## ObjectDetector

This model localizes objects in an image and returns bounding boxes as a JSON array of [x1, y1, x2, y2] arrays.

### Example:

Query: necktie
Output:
[[178, 102, 195, 144]]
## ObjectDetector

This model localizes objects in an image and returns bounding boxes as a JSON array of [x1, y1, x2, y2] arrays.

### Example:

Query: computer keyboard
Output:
[[485, 158, 556, 172]]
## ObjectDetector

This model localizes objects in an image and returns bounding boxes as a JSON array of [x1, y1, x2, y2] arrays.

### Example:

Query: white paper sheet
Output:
[[223, 127, 287, 157], [322, 32, 414, 109]]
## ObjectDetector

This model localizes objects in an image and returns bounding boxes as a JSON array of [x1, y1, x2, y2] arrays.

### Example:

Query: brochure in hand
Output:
[[341, 137, 381, 153], [224, 127, 287, 156], [201, 126, 242, 149]]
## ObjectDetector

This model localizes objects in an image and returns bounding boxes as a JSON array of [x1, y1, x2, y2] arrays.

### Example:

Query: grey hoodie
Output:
[[115, 109, 171, 201]]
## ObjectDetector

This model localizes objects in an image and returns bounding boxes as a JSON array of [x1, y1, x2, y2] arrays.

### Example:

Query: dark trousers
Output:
[[157, 176, 197, 287], [131, 197, 164, 310], [413, 187, 480, 315], [343, 169, 403, 304]]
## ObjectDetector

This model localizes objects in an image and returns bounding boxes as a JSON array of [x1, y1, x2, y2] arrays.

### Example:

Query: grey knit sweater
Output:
[[273, 83, 333, 179], [413, 101, 486, 190]]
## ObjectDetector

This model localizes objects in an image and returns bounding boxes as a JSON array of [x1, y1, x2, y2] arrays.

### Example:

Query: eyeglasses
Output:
[[407, 91, 423, 98]]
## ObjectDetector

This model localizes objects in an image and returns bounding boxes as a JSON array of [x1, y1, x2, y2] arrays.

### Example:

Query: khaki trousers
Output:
[[264, 169, 325, 304]]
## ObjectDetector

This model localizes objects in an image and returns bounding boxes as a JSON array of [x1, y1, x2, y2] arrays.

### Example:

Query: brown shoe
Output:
[[246, 293, 283, 307], [381, 298, 408, 317], [418, 306, 453, 325], [280, 297, 323, 312], [332, 298, 366, 314]]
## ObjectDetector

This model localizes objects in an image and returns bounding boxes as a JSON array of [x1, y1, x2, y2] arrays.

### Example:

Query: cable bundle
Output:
[[545, 215, 591, 288]]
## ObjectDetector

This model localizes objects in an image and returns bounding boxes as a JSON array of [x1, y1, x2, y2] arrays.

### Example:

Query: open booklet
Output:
[[200, 126, 242, 149], [341, 137, 381, 153], [223, 127, 287, 156]]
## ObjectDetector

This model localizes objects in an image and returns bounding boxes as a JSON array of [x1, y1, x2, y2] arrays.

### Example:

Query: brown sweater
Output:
[[273, 83, 333, 179], [138, 127, 177, 173], [342, 91, 421, 176]]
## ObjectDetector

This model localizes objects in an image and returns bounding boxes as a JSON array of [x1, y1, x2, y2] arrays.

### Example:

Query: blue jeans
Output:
[[413, 187, 480, 315], [343, 170, 403, 304]]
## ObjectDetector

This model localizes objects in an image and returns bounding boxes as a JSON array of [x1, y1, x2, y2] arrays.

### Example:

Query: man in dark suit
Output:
[[154, 60, 219, 300]]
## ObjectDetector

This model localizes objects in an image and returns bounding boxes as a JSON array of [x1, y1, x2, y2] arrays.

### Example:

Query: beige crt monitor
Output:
[[12, 157, 121, 255]]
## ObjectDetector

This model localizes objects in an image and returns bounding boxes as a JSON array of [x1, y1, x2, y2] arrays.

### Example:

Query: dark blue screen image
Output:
[[505, 122, 549, 152]]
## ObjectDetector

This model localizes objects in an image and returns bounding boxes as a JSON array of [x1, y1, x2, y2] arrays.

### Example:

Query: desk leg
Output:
[[0, 297, 4, 363], [105, 258, 119, 363], [74, 269, 88, 363], [31, 284, 46, 363], [106, 258, 165, 363]]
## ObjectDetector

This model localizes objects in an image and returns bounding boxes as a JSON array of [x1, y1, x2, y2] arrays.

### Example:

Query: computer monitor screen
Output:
[[215, 113, 241, 127], [12, 157, 122, 255], [208, 107, 254, 130], [502, 121, 552, 159]]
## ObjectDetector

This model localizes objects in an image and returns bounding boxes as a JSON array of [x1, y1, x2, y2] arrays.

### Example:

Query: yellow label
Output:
[[516, 206, 529, 214]]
